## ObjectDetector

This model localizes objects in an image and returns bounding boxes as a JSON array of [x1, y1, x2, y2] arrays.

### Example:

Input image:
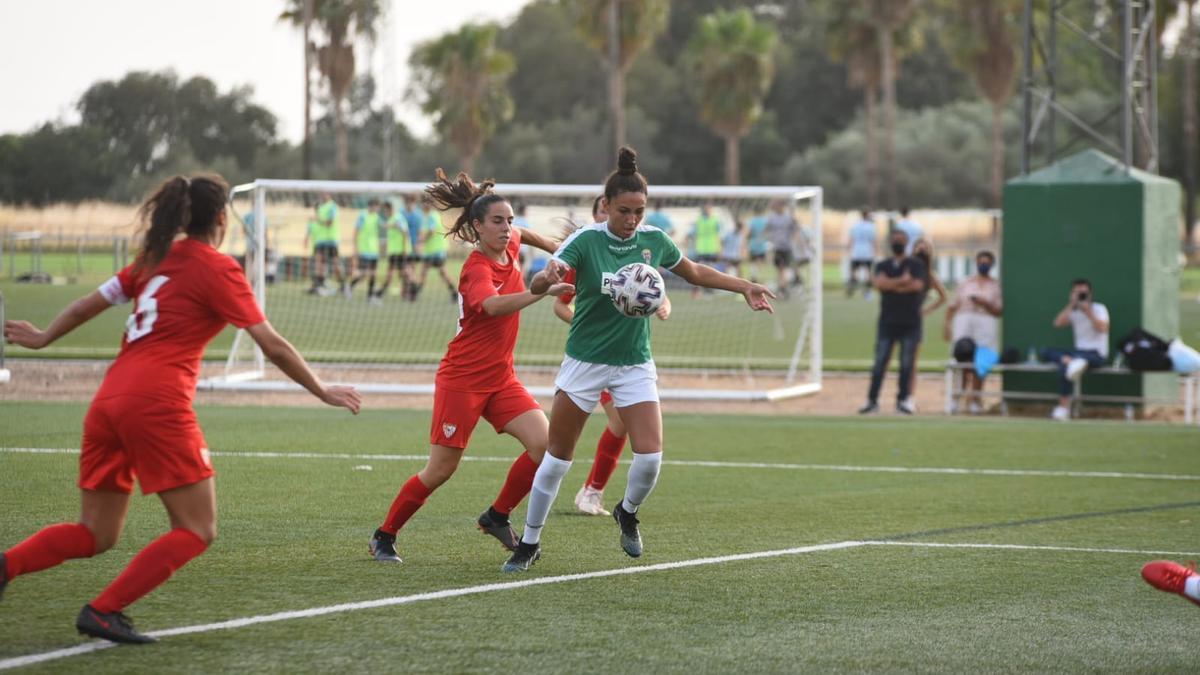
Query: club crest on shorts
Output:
[[442, 423, 457, 438], [641, 248, 652, 264]]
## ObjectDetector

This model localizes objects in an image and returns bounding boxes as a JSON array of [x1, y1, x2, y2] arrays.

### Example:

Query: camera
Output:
[[1075, 291, 1089, 302]]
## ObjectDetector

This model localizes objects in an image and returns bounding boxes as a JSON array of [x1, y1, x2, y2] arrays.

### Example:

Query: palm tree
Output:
[[575, 0, 670, 153], [867, 0, 918, 210], [410, 23, 515, 174], [281, 0, 380, 178], [941, 0, 1020, 208], [684, 9, 778, 185], [826, 4, 884, 208]]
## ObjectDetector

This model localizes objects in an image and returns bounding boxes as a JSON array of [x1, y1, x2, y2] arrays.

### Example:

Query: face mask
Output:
[[891, 241, 905, 255], [977, 262, 992, 276]]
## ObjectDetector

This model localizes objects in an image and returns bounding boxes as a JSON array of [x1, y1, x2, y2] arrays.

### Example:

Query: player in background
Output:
[[302, 193, 346, 296], [720, 218, 747, 278], [348, 199, 383, 303], [1142, 561, 1200, 608], [513, 202, 532, 268], [895, 207, 924, 255], [368, 170, 573, 563], [688, 202, 722, 297], [412, 198, 460, 303], [375, 201, 413, 302], [554, 196, 671, 517], [765, 200, 801, 299], [746, 211, 769, 282], [644, 200, 674, 235], [503, 147, 774, 572], [0, 174, 361, 644], [846, 209, 877, 299]]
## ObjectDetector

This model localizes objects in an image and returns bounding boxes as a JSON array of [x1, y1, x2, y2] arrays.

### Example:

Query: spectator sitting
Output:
[[1041, 278, 1110, 421], [859, 229, 926, 416], [943, 250, 1003, 414]]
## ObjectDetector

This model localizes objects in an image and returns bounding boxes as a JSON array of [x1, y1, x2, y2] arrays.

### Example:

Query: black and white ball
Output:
[[609, 262, 666, 318]]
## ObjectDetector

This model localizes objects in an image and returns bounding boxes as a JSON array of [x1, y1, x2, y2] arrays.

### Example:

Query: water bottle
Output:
[[1026, 346, 1037, 364], [1112, 353, 1124, 370]]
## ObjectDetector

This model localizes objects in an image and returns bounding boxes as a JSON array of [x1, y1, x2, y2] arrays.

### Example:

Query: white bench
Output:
[[942, 361, 1200, 424]]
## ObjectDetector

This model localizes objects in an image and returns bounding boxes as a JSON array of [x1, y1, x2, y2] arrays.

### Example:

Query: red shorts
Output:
[[431, 377, 541, 449], [599, 390, 613, 406], [80, 396, 214, 495]]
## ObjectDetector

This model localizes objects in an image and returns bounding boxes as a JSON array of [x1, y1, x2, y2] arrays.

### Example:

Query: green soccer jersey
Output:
[[386, 215, 411, 255], [356, 211, 382, 257], [555, 223, 683, 366], [423, 211, 448, 255]]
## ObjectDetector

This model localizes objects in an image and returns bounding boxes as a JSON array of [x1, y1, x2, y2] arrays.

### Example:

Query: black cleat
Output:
[[501, 541, 541, 573], [369, 529, 402, 563], [612, 502, 643, 558], [0, 552, 8, 601], [76, 605, 157, 644], [477, 509, 518, 551], [857, 402, 879, 415]]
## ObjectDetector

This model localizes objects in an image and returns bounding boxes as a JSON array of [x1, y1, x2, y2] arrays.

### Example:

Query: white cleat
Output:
[[574, 485, 610, 516], [1050, 405, 1071, 421]]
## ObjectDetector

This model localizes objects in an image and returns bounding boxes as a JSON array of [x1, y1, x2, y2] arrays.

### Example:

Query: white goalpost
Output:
[[202, 179, 823, 401]]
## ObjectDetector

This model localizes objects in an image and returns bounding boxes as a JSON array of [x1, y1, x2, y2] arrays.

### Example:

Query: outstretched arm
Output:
[[246, 321, 361, 414], [519, 228, 562, 255], [4, 291, 111, 349], [672, 257, 774, 313]]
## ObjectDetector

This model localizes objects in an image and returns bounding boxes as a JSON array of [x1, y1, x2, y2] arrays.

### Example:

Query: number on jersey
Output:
[[126, 275, 170, 342]]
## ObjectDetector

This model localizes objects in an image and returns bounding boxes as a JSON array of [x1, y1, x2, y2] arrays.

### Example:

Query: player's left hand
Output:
[[3, 320, 50, 349], [655, 301, 672, 321], [742, 282, 775, 314]]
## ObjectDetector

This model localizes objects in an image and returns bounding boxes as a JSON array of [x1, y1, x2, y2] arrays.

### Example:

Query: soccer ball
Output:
[[609, 262, 666, 318]]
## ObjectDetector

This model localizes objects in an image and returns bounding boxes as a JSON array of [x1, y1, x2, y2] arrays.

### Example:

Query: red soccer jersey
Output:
[[95, 238, 265, 405], [557, 268, 578, 306], [437, 230, 525, 392]]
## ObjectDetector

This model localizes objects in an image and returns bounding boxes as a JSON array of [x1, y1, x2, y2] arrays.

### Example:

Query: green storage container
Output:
[[1001, 150, 1181, 405]]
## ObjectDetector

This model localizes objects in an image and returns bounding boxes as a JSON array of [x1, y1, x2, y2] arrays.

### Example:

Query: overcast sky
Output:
[[0, 0, 531, 142]]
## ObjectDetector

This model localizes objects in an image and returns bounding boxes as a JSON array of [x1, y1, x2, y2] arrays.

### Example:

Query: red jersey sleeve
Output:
[[98, 264, 138, 305], [460, 260, 498, 316], [557, 269, 577, 305], [209, 258, 266, 328]]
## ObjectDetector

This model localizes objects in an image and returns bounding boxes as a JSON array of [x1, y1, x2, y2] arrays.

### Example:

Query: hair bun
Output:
[[617, 146, 638, 176]]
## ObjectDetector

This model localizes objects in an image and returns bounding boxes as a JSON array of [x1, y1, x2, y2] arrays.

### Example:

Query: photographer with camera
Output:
[[1041, 278, 1110, 421]]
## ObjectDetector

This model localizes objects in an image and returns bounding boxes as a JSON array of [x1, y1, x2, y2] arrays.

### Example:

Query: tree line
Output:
[[0, 0, 1197, 252]]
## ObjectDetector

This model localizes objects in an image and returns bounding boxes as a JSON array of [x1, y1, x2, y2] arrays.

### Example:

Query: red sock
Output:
[[380, 475, 433, 535], [4, 523, 96, 579], [586, 428, 627, 490], [90, 528, 207, 614], [491, 452, 538, 516]]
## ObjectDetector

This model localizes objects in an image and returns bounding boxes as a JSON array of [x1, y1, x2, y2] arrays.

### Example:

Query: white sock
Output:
[[1185, 575, 1200, 600], [621, 451, 663, 514], [521, 454, 572, 545]]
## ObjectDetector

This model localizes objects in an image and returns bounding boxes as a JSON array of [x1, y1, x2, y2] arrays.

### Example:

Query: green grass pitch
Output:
[[1, 402, 1198, 672]]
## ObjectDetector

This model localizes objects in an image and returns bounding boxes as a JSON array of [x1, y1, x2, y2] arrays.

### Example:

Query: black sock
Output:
[[373, 528, 395, 542], [487, 506, 509, 525]]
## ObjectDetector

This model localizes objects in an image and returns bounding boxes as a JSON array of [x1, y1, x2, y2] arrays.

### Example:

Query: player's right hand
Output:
[[545, 282, 575, 297], [3, 320, 49, 349], [323, 385, 362, 414]]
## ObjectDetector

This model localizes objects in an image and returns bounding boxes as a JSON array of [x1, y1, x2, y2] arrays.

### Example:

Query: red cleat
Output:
[[1141, 560, 1200, 607]]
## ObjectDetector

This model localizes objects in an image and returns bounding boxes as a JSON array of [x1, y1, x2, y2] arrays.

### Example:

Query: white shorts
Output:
[[952, 313, 999, 353], [554, 356, 659, 412]]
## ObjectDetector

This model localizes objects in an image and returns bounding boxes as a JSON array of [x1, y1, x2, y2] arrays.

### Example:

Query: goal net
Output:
[[204, 179, 823, 401]]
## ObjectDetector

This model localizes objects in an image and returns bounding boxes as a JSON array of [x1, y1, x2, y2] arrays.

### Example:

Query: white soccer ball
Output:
[[609, 262, 666, 318]]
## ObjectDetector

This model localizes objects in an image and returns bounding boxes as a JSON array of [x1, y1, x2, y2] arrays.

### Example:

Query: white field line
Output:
[[4, 538, 1199, 671], [0, 540, 867, 671], [3, 447, 1200, 482]]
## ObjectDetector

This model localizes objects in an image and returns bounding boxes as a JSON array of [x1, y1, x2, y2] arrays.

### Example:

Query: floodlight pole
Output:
[[1020, 0, 1158, 175]]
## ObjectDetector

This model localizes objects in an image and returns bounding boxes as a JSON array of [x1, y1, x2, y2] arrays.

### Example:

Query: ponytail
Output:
[[424, 168, 507, 244], [133, 173, 230, 276]]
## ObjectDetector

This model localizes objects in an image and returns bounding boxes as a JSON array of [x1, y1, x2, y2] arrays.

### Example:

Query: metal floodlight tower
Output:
[[1020, 0, 1159, 174]]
